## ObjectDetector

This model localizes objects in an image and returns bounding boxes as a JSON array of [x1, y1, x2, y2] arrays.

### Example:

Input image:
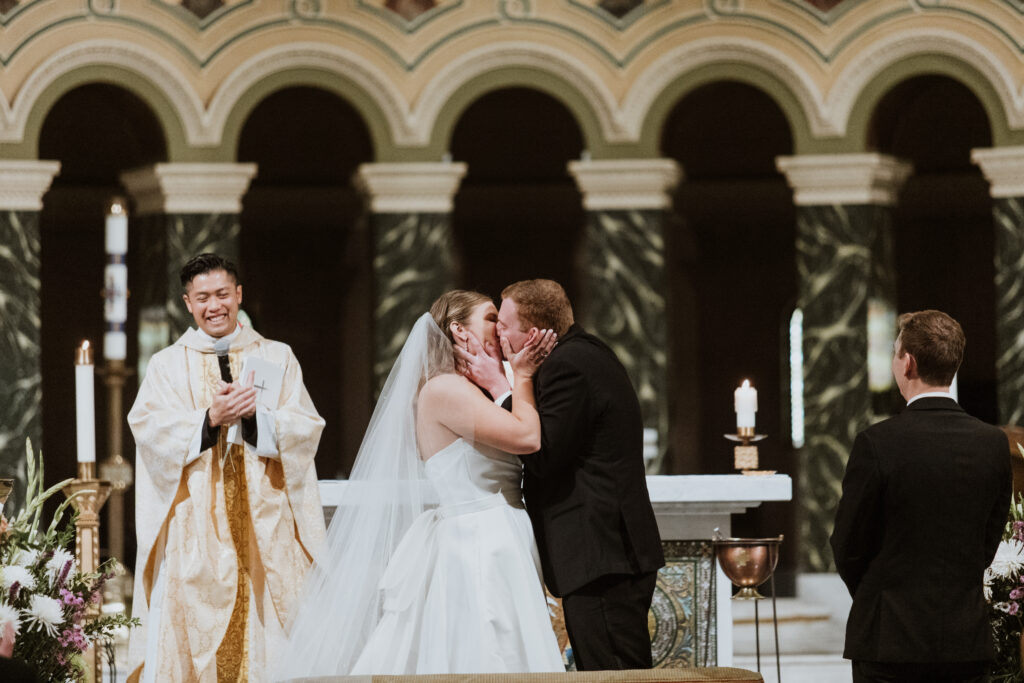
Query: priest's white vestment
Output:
[[126, 325, 326, 683]]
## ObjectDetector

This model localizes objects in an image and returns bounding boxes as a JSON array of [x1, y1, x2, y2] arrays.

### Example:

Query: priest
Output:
[[127, 253, 326, 683]]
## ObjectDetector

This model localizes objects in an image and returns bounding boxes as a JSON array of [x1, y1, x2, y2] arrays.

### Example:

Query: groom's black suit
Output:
[[506, 324, 664, 670], [830, 397, 1011, 682]]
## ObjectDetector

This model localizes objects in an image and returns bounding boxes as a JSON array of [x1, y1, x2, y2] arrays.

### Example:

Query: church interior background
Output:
[[2, 0, 1024, 675]]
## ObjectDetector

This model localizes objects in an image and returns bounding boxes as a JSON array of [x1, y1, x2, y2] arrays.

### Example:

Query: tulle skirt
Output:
[[351, 492, 564, 674]]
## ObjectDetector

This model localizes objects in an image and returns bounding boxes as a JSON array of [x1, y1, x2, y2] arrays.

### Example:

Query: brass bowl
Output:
[[713, 535, 783, 600]]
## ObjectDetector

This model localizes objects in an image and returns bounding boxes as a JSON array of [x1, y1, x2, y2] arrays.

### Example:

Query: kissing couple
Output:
[[275, 279, 664, 679]]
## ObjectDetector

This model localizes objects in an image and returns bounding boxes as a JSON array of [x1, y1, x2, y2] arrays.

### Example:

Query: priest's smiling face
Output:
[[183, 268, 243, 338]]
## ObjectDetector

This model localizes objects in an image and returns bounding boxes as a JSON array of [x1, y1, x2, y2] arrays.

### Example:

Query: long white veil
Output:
[[273, 313, 453, 679]]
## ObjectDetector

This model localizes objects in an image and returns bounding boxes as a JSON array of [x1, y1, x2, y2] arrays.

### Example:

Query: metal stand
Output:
[[713, 534, 783, 682], [64, 462, 112, 683]]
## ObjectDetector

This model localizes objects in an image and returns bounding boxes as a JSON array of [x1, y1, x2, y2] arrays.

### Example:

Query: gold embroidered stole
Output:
[[209, 356, 251, 683]]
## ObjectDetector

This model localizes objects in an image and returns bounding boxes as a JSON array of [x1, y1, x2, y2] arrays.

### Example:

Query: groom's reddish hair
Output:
[[501, 279, 574, 336]]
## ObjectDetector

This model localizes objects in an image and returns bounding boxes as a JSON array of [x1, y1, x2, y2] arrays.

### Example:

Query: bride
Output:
[[273, 290, 563, 679]]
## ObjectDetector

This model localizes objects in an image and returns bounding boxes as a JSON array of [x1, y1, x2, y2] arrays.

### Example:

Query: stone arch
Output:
[[835, 30, 1019, 149], [631, 38, 821, 155], [212, 44, 406, 160], [7, 41, 196, 160], [421, 43, 616, 158]]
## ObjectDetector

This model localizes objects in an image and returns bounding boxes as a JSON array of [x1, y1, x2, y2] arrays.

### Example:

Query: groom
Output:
[[462, 279, 664, 670]]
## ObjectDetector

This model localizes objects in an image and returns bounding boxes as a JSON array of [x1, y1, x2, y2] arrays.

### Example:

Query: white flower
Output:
[[45, 548, 75, 586], [988, 539, 1024, 579], [0, 603, 20, 640], [13, 548, 40, 568], [23, 594, 64, 637], [0, 565, 35, 593]]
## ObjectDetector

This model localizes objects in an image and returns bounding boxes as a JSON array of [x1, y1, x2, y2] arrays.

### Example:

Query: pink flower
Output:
[[1010, 588, 1024, 600], [1009, 602, 1020, 616]]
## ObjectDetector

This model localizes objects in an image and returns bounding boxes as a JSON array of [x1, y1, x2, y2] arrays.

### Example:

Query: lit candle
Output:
[[75, 341, 96, 463], [734, 379, 757, 430], [104, 197, 128, 361]]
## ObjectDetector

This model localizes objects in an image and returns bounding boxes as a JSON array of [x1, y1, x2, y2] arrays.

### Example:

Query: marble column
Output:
[[972, 146, 1024, 426], [355, 162, 467, 392], [567, 159, 681, 472], [776, 154, 911, 571], [120, 163, 256, 371], [0, 160, 61, 501]]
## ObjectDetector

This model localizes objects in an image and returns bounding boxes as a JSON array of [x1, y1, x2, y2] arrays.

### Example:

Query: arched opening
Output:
[[661, 80, 798, 591], [869, 75, 996, 422], [38, 82, 168, 567], [237, 86, 374, 477], [450, 87, 585, 303]]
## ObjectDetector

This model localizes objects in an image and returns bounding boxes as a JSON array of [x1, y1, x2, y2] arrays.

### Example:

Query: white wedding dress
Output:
[[273, 314, 563, 681], [351, 438, 564, 674]]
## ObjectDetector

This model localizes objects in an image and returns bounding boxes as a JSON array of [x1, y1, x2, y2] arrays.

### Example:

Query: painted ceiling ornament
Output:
[[598, 0, 643, 19], [384, 0, 436, 22]]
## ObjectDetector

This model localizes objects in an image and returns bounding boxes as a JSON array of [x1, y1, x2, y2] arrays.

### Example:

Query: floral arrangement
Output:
[[986, 443, 1024, 682], [0, 440, 137, 682]]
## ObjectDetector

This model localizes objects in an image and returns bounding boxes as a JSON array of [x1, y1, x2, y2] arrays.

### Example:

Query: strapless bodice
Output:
[[424, 439, 524, 509]]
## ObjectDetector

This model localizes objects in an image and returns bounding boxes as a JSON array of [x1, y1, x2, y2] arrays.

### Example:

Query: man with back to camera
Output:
[[831, 310, 1011, 683], [127, 253, 325, 682], [459, 279, 664, 670]]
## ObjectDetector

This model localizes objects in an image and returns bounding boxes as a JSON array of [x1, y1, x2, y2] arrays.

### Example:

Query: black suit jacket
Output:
[[509, 324, 664, 597], [830, 397, 1011, 663]]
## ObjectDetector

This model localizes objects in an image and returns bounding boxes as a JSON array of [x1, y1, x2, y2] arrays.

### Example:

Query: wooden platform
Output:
[[283, 668, 764, 683]]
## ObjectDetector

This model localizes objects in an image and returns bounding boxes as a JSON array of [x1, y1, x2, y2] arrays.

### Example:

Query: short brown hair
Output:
[[501, 279, 574, 336], [896, 310, 965, 386], [430, 290, 492, 345]]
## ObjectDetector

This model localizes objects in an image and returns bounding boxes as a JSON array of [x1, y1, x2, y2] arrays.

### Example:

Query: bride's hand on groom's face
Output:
[[455, 332, 509, 398], [508, 329, 557, 379]]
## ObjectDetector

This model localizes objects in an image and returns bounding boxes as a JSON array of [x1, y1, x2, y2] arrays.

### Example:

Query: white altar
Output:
[[319, 473, 792, 667]]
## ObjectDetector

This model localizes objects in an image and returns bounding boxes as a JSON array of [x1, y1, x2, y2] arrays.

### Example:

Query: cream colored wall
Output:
[[2, 0, 1023, 160]]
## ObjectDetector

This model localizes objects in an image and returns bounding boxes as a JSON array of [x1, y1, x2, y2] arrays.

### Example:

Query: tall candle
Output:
[[75, 341, 96, 463], [734, 379, 757, 429], [104, 197, 128, 361]]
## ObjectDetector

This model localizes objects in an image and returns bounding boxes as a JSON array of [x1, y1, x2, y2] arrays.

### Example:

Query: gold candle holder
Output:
[[64, 462, 112, 682], [724, 429, 769, 473]]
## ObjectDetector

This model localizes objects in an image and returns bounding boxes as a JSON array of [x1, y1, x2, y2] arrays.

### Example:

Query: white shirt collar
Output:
[[907, 390, 956, 405], [195, 323, 242, 347]]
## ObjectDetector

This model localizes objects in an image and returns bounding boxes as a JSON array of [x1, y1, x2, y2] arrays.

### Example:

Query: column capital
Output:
[[972, 146, 1024, 198], [775, 153, 912, 206], [355, 162, 468, 213], [120, 163, 257, 215], [567, 158, 681, 210], [0, 160, 61, 210]]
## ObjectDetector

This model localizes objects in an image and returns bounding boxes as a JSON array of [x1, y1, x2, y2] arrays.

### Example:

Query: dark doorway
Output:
[[39, 82, 169, 570], [661, 80, 798, 590], [450, 87, 585, 304], [238, 86, 374, 477], [869, 75, 996, 422]]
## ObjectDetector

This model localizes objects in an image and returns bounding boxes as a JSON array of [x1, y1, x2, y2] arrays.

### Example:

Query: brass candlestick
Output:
[[724, 427, 769, 472], [98, 357, 135, 606], [64, 462, 112, 683]]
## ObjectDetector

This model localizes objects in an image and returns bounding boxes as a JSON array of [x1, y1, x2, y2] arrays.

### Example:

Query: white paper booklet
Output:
[[227, 356, 285, 445]]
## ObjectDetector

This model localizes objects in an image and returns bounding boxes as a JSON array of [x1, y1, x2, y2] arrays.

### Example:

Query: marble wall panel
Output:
[[995, 196, 1024, 426], [583, 209, 666, 470], [796, 204, 873, 572], [0, 210, 42, 509], [372, 212, 455, 392]]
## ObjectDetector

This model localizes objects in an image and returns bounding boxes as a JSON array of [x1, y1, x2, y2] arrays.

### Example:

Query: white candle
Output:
[[105, 204, 128, 256], [104, 198, 129, 361], [734, 379, 757, 429], [75, 341, 96, 463]]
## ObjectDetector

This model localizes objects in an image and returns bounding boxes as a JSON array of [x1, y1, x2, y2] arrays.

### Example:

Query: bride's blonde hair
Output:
[[429, 290, 492, 345]]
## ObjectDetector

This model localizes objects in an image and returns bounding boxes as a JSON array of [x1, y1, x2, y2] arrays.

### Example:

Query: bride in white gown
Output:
[[273, 290, 563, 680]]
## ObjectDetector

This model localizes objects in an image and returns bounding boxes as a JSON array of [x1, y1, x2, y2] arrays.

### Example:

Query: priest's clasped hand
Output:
[[208, 370, 257, 427]]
